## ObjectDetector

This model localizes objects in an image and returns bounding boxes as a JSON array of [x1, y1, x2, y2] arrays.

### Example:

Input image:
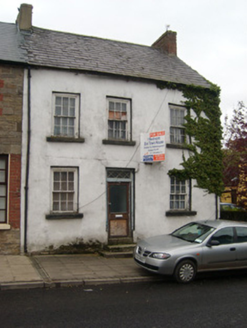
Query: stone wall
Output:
[[0, 63, 24, 254]]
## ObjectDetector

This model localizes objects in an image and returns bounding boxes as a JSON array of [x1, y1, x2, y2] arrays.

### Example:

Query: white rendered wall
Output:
[[21, 68, 216, 253]]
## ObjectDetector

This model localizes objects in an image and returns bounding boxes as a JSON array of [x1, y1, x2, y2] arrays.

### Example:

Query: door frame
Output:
[[106, 168, 135, 241]]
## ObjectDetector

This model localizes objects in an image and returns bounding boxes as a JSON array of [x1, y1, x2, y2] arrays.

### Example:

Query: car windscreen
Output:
[[171, 222, 215, 243]]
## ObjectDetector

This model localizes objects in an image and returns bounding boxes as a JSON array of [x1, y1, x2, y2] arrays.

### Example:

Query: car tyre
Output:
[[174, 260, 196, 283]]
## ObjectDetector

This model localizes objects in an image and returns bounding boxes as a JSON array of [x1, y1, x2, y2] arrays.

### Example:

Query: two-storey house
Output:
[[1, 4, 221, 254]]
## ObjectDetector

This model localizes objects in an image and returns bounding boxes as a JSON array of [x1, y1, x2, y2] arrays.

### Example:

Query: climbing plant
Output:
[[158, 82, 224, 196]]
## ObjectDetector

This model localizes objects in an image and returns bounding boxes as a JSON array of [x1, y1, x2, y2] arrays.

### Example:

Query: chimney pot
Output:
[[16, 3, 33, 30], [152, 31, 177, 56]]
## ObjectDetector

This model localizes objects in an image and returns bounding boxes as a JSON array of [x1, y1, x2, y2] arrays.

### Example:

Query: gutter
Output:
[[24, 66, 31, 253]]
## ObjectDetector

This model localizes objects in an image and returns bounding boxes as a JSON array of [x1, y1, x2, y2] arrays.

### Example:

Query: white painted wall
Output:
[[21, 68, 216, 253]]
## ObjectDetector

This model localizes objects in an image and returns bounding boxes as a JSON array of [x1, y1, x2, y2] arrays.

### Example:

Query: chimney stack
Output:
[[152, 31, 177, 56], [16, 3, 33, 30]]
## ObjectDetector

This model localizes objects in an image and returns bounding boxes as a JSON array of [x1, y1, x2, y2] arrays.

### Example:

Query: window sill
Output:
[[47, 136, 85, 143], [166, 211, 197, 217], [166, 143, 189, 150], [46, 213, 83, 220], [0, 224, 11, 230], [102, 139, 136, 146]]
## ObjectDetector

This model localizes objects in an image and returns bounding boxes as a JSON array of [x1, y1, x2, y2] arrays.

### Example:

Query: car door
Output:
[[201, 227, 238, 270], [235, 226, 247, 267]]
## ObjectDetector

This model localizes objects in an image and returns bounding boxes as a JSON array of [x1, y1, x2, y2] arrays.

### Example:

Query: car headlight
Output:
[[150, 253, 171, 259]]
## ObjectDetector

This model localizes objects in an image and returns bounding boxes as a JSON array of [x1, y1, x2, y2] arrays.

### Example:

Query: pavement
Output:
[[0, 254, 163, 290]]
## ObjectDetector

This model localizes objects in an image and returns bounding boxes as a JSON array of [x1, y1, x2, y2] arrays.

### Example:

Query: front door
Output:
[[108, 182, 130, 238]]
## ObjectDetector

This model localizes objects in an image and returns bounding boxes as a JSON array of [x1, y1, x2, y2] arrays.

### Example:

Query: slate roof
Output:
[[0, 22, 27, 63], [0, 22, 211, 88]]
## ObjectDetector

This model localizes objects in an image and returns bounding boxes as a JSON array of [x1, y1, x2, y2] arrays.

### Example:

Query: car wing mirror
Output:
[[207, 240, 220, 247]]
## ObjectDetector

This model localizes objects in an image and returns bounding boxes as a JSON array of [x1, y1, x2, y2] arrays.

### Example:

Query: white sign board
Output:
[[140, 131, 165, 163]]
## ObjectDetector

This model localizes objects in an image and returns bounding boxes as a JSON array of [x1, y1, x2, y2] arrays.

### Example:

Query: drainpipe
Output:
[[24, 66, 31, 253], [215, 194, 219, 220]]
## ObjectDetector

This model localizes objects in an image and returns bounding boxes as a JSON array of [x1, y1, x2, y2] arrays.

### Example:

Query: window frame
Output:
[[169, 176, 189, 211], [50, 167, 79, 214], [169, 104, 186, 145], [106, 97, 132, 142], [52, 92, 80, 139], [0, 155, 8, 224]]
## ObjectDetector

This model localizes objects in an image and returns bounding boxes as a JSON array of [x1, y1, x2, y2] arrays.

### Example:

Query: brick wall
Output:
[[152, 31, 177, 56], [0, 64, 24, 254]]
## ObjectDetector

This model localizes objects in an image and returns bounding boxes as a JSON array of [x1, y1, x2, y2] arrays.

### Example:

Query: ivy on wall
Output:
[[158, 82, 224, 196]]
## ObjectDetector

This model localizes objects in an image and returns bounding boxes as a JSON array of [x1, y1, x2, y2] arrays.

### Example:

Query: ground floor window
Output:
[[170, 176, 188, 210], [0, 155, 8, 223], [51, 167, 78, 213]]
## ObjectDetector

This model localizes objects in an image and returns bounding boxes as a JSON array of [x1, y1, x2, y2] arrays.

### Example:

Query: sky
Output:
[[1, 0, 247, 122]]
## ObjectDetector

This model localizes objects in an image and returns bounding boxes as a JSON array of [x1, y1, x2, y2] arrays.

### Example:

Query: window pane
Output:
[[68, 118, 74, 126], [55, 106, 61, 116], [110, 185, 127, 213], [0, 198, 6, 209], [109, 102, 114, 110], [53, 193, 59, 201], [53, 182, 60, 190], [70, 98, 75, 108], [54, 172, 60, 181], [122, 103, 127, 112], [61, 193, 66, 201], [0, 171, 5, 183], [69, 107, 75, 117], [108, 121, 113, 138], [63, 98, 69, 115], [68, 203, 73, 211], [61, 201, 67, 211], [68, 127, 74, 136], [0, 185, 6, 196], [53, 203, 59, 211], [68, 172, 74, 181], [61, 172, 67, 181], [0, 159, 6, 170], [0, 210, 5, 222], [55, 97, 62, 105]]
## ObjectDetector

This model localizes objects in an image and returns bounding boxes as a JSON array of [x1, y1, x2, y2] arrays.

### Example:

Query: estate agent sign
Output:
[[140, 131, 165, 163]]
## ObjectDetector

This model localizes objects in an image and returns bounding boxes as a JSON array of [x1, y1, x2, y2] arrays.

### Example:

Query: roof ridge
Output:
[[31, 25, 151, 49]]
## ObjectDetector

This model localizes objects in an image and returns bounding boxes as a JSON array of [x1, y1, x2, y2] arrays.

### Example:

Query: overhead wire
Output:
[[78, 88, 170, 210]]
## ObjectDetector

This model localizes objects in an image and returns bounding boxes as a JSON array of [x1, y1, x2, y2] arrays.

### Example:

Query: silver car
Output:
[[134, 220, 247, 283]]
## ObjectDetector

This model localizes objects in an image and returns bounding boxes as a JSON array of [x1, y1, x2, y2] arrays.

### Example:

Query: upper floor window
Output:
[[107, 98, 131, 141], [53, 93, 79, 138], [170, 176, 188, 210], [0, 155, 8, 223], [170, 105, 186, 144]]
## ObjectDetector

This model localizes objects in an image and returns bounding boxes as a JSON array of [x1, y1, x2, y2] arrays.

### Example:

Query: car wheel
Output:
[[174, 260, 196, 283]]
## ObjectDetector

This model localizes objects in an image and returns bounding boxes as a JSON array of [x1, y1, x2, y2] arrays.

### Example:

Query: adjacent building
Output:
[[0, 21, 27, 253]]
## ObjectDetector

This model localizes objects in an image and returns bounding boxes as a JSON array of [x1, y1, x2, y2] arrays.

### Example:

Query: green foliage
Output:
[[167, 83, 224, 196]]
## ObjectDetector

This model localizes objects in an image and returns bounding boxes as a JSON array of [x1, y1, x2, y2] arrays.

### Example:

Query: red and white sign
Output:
[[140, 131, 165, 163]]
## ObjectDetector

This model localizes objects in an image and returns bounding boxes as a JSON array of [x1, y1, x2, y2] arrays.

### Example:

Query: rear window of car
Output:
[[236, 227, 247, 243]]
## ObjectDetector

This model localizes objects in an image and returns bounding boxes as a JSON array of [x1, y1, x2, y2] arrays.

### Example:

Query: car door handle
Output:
[[230, 248, 236, 251]]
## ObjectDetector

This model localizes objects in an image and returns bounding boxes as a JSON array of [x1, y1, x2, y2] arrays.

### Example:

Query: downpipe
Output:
[[24, 66, 31, 253]]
